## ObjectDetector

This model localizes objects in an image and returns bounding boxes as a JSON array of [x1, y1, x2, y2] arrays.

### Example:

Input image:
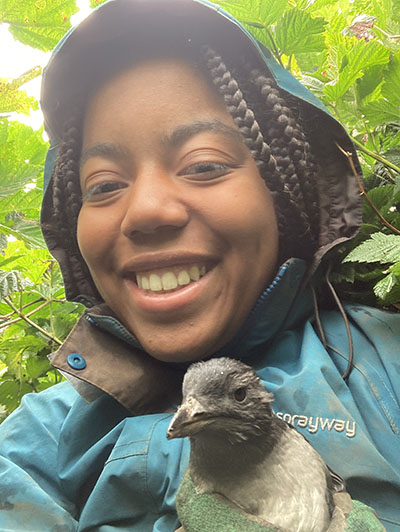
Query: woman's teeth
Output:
[[136, 265, 206, 293]]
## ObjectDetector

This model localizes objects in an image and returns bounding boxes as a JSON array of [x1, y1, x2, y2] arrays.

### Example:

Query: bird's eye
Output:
[[234, 387, 247, 402]]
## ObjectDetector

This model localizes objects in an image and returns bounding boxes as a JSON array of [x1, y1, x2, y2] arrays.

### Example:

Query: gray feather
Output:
[[167, 357, 342, 532]]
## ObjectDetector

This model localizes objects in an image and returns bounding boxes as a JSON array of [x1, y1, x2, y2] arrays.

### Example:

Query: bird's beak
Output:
[[167, 396, 210, 440]]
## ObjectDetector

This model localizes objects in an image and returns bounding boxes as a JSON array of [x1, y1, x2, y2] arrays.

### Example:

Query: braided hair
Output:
[[50, 45, 321, 297], [202, 47, 319, 260]]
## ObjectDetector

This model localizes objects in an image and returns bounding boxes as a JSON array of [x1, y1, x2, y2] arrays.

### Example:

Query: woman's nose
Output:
[[120, 166, 190, 239]]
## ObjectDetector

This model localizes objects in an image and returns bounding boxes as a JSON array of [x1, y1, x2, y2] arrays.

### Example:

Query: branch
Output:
[[0, 300, 51, 329], [352, 137, 400, 175], [336, 143, 400, 236], [373, 25, 400, 40], [3, 297, 62, 345], [0, 297, 45, 319]]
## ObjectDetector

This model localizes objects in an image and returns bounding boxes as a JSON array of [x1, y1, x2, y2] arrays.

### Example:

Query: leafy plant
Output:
[[0, 0, 399, 418], [216, 0, 400, 308]]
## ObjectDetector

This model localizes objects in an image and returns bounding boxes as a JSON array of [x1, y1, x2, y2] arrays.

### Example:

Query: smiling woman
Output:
[[77, 59, 278, 362], [0, 0, 399, 531]]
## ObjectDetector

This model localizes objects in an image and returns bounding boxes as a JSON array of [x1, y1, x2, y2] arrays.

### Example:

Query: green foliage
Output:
[[216, 0, 400, 309], [0, 0, 83, 420], [0, 0, 79, 51], [0, 0, 399, 418]]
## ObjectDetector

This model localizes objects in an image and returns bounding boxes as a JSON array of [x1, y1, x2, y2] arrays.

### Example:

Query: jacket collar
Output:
[[50, 259, 312, 412]]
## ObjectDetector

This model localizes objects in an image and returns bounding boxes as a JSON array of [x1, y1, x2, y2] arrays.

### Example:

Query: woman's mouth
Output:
[[136, 264, 207, 293]]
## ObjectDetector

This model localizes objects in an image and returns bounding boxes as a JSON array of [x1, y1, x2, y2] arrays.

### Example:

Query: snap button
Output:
[[67, 353, 87, 370]]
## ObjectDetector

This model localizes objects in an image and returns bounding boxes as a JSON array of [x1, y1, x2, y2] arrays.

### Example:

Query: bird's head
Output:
[[167, 357, 276, 444]]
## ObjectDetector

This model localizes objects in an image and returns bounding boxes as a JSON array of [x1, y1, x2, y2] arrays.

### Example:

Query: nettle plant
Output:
[[0, 0, 399, 418]]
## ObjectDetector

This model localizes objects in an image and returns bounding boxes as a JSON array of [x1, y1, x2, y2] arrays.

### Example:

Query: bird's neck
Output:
[[189, 432, 273, 485]]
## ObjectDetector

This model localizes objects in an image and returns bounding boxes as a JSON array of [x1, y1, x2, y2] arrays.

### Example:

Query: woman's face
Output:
[[78, 59, 279, 362]]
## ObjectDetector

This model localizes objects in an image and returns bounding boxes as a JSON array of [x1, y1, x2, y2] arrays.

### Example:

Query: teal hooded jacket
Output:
[[0, 264, 399, 531], [0, 0, 399, 530]]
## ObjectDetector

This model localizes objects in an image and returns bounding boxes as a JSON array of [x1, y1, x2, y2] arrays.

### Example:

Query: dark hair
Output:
[[50, 45, 320, 297]]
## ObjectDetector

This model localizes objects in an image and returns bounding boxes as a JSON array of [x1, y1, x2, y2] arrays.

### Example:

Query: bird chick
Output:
[[167, 357, 343, 532]]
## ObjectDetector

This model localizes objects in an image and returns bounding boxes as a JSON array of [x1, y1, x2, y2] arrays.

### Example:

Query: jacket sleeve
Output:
[[0, 382, 79, 531]]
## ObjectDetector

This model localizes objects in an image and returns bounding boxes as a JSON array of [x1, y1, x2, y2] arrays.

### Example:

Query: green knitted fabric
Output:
[[176, 473, 276, 532], [344, 501, 385, 531], [176, 472, 386, 532]]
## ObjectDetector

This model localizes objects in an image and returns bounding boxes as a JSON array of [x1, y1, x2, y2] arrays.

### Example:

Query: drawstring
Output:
[[312, 264, 354, 381], [311, 284, 327, 349]]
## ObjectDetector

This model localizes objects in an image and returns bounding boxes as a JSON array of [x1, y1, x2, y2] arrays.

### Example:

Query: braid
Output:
[[52, 114, 82, 240], [202, 46, 275, 172], [251, 72, 320, 239], [202, 46, 320, 260], [50, 109, 99, 300]]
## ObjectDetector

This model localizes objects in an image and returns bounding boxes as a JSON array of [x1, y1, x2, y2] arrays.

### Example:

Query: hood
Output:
[[40, 0, 362, 305]]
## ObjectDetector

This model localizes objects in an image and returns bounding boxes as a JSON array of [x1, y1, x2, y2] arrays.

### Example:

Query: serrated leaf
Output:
[[257, 0, 289, 27], [362, 99, 400, 126], [355, 64, 385, 103], [343, 233, 400, 264], [216, 0, 288, 28], [374, 272, 400, 304], [216, 1, 264, 26], [275, 9, 326, 55], [0, 270, 21, 298], [324, 39, 391, 102], [2, 0, 79, 51], [372, 0, 393, 25], [362, 185, 400, 228]]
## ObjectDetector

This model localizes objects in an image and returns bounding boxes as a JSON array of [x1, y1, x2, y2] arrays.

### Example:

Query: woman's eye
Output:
[[179, 161, 230, 180], [83, 180, 126, 200]]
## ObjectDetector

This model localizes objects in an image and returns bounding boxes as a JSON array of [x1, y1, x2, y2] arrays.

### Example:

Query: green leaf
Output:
[[362, 99, 400, 126], [216, 0, 288, 28], [0, 255, 26, 268], [26, 356, 51, 379], [372, 0, 393, 25], [275, 9, 326, 55], [361, 185, 400, 229], [89, 0, 105, 8], [324, 39, 391, 102], [374, 271, 400, 304], [0, 79, 38, 115], [343, 233, 400, 264], [0, 121, 48, 199], [381, 52, 400, 104], [0, 270, 21, 298], [0, 269, 32, 299], [0, 379, 32, 412], [1, 0, 79, 51], [0, 68, 41, 114]]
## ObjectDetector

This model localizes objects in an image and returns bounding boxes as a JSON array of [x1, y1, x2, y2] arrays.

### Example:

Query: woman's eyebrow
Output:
[[164, 120, 244, 148], [80, 142, 130, 169]]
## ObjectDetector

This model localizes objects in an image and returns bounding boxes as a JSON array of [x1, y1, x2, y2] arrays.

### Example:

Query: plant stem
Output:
[[352, 137, 400, 174], [264, 27, 284, 68], [336, 143, 400, 236], [0, 298, 45, 319], [3, 297, 62, 345], [0, 300, 51, 329]]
